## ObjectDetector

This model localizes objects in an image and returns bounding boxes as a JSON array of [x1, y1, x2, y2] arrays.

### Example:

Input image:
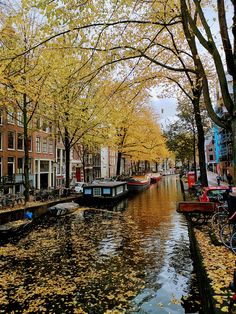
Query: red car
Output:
[[199, 186, 229, 202]]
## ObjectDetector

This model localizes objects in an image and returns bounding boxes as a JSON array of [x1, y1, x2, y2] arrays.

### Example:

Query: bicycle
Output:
[[15, 192, 25, 205], [220, 211, 236, 249], [230, 230, 236, 254], [211, 199, 229, 235], [0, 194, 16, 209]]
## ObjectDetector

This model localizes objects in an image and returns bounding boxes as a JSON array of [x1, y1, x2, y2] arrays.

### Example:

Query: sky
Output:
[[151, 97, 178, 130]]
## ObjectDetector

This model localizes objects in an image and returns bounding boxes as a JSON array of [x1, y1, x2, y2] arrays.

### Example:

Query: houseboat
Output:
[[80, 181, 128, 205]]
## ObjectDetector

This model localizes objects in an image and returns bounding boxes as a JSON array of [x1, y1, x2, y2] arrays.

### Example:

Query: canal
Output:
[[0, 175, 202, 313]]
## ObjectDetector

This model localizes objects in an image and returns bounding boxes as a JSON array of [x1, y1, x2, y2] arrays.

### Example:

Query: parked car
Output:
[[199, 186, 229, 202], [72, 182, 87, 193]]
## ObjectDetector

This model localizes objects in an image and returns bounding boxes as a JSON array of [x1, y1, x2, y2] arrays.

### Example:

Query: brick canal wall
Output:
[[0, 195, 80, 224]]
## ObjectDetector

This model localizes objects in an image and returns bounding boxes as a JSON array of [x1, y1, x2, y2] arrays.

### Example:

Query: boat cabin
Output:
[[83, 181, 128, 200]]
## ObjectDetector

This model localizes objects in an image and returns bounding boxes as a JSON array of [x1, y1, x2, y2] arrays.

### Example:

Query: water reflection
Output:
[[0, 175, 201, 313]]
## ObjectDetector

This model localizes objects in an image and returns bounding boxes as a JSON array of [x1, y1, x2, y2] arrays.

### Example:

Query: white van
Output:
[[72, 182, 87, 193]]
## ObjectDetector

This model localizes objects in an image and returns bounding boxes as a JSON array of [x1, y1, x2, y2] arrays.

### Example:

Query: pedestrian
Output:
[[227, 173, 233, 185], [216, 174, 221, 186]]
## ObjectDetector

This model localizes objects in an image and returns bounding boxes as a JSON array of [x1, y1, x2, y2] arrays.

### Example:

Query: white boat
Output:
[[48, 202, 79, 216]]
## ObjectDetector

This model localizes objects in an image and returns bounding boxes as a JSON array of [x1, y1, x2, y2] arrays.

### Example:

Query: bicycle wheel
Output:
[[230, 230, 236, 254], [220, 223, 234, 248], [47, 195, 54, 201], [211, 212, 228, 234]]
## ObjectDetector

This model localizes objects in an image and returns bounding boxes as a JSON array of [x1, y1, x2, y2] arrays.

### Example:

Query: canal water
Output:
[[0, 175, 202, 313]]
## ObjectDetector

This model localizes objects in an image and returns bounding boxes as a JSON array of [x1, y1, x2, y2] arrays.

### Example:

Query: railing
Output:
[[1, 175, 16, 184]]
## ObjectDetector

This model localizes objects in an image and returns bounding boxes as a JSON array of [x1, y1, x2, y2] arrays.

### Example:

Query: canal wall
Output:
[[0, 195, 80, 224], [188, 225, 216, 313]]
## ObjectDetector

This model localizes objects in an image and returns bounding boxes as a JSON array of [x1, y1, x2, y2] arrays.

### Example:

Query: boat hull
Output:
[[48, 202, 79, 216], [0, 219, 32, 238], [127, 178, 150, 192]]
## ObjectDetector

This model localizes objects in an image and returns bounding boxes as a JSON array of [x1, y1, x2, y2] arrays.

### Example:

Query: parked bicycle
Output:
[[210, 196, 229, 236], [0, 194, 16, 209], [230, 228, 236, 254], [14, 192, 25, 205], [220, 211, 236, 250], [33, 189, 60, 202]]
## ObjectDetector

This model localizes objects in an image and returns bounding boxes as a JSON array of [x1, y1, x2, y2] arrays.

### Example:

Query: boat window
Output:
[[103, 188, 111, 195], [116, 186, 124, 194], [84, 188, 92, 195], [93, 188, 101, 196]]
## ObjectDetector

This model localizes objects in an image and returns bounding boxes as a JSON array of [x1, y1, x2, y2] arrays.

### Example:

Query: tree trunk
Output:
[[23, 93, 30, 202], [193, 98, 208, 187], [64, 127, 71, 188], [116, 151, 122, 176], [232, 118, 236, 182]]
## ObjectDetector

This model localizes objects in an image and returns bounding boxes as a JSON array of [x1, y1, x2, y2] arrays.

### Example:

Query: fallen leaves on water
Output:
[[0, 213, 147, 313]]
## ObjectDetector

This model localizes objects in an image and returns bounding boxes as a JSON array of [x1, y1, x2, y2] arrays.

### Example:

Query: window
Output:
[[17, 111, 24, 126], [17, 158, 23, 174], [7, 111, 14, 124], [42, 138, 47, 153], [48, 139, 53, 154], [209, 155, 214, 161], [57, 148, 61, 158], [0, 157, 2, 181], [17, 133, 24, 150], [36, 137, 41, 153], [93, 188, 101, 196], [0, 133, 2, 150], [8, 157, 14, 176], [8, 131, 15, 149], [40, 161, 49, 172], [103, 188, 111, 195]]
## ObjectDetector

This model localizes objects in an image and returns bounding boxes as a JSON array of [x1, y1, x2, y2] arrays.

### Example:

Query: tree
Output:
[[164, 121, 195, 169], [0, 2, 51, 201], [101, 81, 168, 175], [179, 0, 236, 179]]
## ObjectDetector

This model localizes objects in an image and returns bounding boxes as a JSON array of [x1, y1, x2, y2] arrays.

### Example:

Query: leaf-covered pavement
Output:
[[194, 227, 236, 313]]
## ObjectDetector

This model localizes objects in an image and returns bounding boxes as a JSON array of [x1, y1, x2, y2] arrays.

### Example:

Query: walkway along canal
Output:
[[0, 175, 202, 313]]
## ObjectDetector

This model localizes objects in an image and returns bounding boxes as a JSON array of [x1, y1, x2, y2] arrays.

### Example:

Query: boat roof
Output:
[[85, 181, 127, 187], [49, 202, 79, 210]]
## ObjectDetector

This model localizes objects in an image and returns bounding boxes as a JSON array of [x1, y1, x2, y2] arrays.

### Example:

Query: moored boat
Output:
[[149, 173, 162, 184], [48, 202, 79, 216], [0, 219, 32, 237], [127, 176, 151, 192], [81, 181, 128, 205]]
